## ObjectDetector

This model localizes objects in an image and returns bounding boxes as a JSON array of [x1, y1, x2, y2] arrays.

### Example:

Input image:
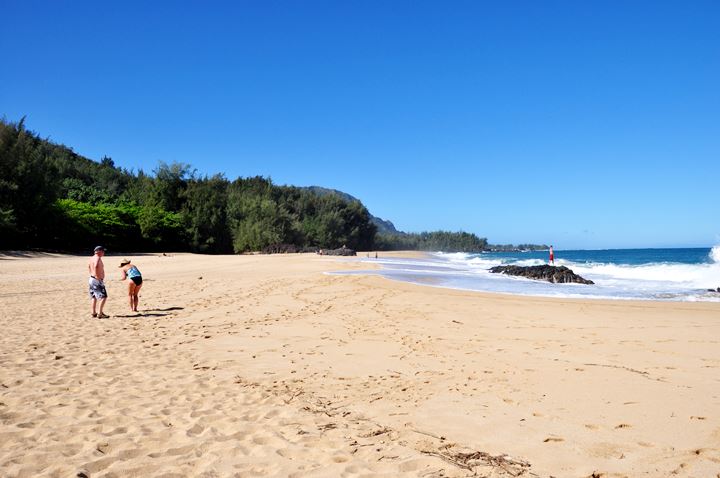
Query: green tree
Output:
[[183, 174, 232, 253], [137, 205, 185, 247], [227, 182, 295, 252], [0, 118, 61, 247], [149, 162, 192, 212], [0, 118, 390, 254], [53, 199, 142, 250]]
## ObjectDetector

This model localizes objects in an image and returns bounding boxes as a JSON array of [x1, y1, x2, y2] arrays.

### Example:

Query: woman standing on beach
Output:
[[119, 259, 143, 312]]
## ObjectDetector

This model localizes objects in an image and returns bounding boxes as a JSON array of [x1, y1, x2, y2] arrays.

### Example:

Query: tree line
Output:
[[1, 118, 493, 253], [376, 231, 489, 252]]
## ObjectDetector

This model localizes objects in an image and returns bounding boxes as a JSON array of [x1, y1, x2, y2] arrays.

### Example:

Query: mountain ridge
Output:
[[302, 186, 401, 235]]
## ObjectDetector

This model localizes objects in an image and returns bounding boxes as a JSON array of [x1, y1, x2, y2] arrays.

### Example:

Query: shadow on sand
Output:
[[0, 250, 175, 260], [112, 306, 184, 319], [112, 313, 168, 318], [0, 251, 65, 259]]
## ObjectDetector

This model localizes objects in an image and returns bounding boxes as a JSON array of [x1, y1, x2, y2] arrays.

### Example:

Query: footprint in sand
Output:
[[148, 444, 196, 458], [116, 448, 145, 460], [79, 456, 117, 475], [186, 423, 205, 437]]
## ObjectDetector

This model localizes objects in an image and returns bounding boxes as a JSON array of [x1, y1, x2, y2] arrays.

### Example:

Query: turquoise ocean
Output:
[[333, 246, 720, 302]]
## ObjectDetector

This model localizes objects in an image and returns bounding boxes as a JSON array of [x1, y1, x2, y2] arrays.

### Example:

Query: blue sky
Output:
[[2, 1, 718, 249]]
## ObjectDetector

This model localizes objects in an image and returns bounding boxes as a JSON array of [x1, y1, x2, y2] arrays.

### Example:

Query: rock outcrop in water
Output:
[[489, 265, 594, 285]]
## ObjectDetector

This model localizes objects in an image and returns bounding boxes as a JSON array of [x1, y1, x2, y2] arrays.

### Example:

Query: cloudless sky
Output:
[[2, 1, 719, 249]]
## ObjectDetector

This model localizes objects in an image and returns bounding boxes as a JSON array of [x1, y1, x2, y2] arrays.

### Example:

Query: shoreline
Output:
[[2, 252, 719, 477], [348, 250, 720, 304]]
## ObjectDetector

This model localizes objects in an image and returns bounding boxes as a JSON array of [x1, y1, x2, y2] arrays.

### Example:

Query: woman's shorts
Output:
[[131, 276, 143, 286]]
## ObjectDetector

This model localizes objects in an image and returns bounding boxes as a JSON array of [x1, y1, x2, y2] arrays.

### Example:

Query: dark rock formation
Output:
[[707, 287, 720, 293], [262, 244, 357, 256], [489, 265, 594, 285], [262, 243, 299, 254], [318, 247, 356, 256], [262, 244, 319, 254]]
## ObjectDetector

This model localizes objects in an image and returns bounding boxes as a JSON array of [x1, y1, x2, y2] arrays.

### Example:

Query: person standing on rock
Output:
[[549, 245, 555, 265], [88, 246, 109, 318]]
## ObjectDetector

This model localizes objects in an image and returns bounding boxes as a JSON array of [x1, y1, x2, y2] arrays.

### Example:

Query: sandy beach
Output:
[[1, 251, 719, 478]]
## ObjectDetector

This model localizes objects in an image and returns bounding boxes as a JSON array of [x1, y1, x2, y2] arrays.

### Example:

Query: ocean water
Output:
[[331, 246, 720, 302]]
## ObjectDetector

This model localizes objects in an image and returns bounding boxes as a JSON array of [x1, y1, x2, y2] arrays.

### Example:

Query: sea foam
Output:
[[332, 247, 720, 302], [711, 244, 720, 263]]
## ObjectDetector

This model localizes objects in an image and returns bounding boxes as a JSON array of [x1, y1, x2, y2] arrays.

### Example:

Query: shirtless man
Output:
[[88, 246, 109, 318]]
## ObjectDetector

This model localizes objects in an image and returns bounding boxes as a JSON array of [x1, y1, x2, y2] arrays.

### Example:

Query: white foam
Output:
[[711, 244, 720, 263], [350, 250, 720, 302], [513, 258, 547, 267], [431, 251, 720, 290], [437, 252, 473, 262], [572, 261, 720, 289]]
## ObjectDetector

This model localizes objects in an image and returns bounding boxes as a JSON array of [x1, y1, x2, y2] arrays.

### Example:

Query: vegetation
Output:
[[487, 243, 549, 252], [0, 118, 378, 253], [376, 231, 488, 252], [0, 118, 542, 254]]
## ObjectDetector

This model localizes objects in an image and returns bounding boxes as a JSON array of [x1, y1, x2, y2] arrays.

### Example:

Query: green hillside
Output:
[[0, 118, 501, 254]]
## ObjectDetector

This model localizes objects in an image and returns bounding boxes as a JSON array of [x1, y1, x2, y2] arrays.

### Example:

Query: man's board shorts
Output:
[[88, 277, 108, 299]]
